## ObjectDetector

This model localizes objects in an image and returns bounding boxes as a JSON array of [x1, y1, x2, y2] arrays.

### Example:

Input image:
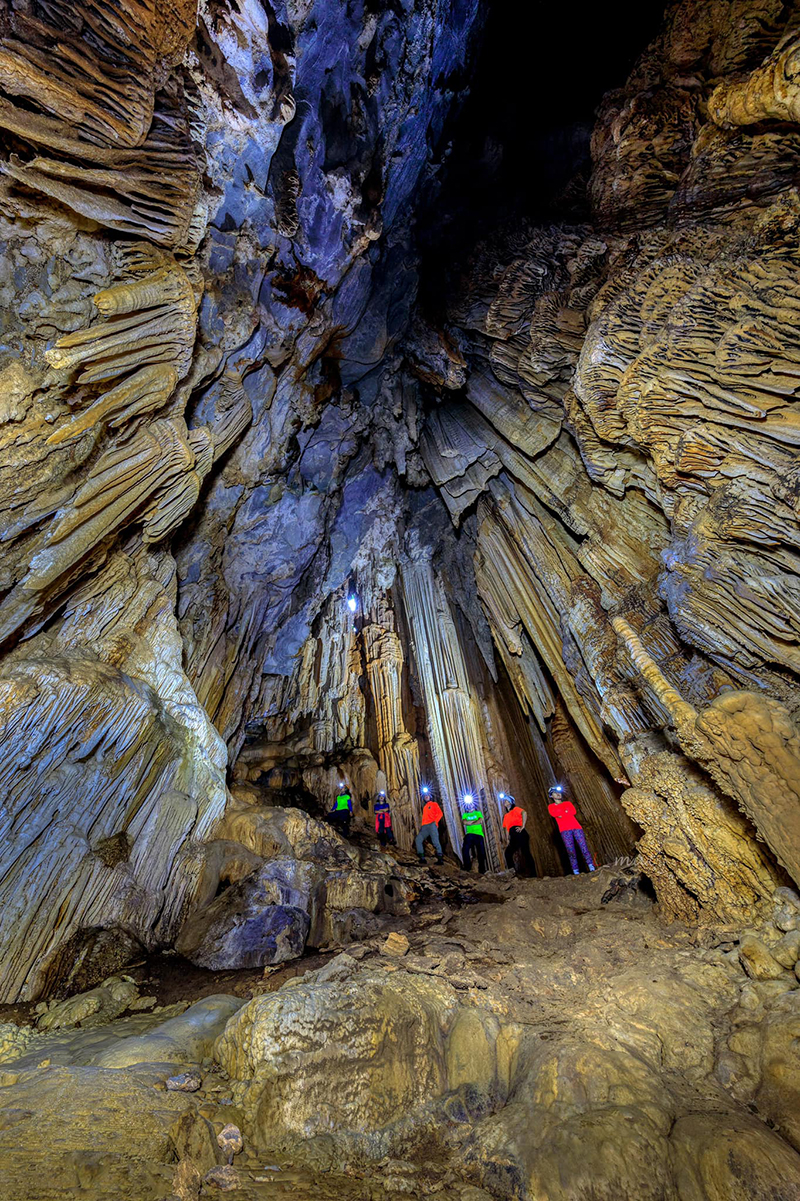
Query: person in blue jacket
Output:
[[374, 791, 396, 847]]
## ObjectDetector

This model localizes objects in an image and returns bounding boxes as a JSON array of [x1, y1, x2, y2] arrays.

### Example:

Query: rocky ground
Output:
[[1, 848, 799, 1200]]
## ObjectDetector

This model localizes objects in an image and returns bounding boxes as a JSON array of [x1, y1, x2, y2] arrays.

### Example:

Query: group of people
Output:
[[327, 779, 596, 877]]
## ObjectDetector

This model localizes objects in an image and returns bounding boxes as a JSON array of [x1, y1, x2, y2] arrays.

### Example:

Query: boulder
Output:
[[772, 904, 800, 933], [217, 807, 356, 869], [670, 1111, 800, 1199], [177, 814, 412, 970], [177, 889, 310, 971], [214, 962, 504, 1152], [383, 932, 410, 957], [738, 936, 786, 982], [204, 1165, 241, 1191], [217, 1123, 243, 1163], [772, 929, 800, 970], [37, 975, 139, 1031], [166, 1072, 202, 1092]]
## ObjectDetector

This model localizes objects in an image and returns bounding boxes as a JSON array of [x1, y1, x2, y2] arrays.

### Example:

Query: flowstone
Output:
[[0, 871, 798, 1198]]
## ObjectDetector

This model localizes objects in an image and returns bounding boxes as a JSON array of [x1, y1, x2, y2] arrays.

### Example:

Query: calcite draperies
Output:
[[0, 0, 205, 251], [408, 0, 800, 918], [401, 547, 504, 870], [362, 600, 421, 848], [0, 0, 241, 1000]]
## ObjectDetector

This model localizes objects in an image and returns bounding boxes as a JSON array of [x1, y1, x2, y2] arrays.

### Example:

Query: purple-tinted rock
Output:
[[166, 1072, 203, 1093]]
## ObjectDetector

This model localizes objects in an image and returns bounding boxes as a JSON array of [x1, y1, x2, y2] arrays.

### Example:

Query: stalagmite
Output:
[[613, 614, 800, 890]]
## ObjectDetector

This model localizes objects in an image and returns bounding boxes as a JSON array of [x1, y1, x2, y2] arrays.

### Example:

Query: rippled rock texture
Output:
[[0, 0, 481, 999], [2, 0, 800, 1045]]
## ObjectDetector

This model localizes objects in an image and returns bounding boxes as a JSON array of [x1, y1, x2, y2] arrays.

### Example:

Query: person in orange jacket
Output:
[[415, 786, 444, 864], [500, 793, 534, 875], [547, 784, 595, 874]]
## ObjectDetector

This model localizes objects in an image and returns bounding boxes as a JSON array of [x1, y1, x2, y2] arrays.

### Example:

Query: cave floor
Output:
[[0, 864, 796, 1200]]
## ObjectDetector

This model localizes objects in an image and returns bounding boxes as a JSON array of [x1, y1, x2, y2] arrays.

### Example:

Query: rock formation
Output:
[[2, 0, 800, 1194], [0, 0, 482, 998]]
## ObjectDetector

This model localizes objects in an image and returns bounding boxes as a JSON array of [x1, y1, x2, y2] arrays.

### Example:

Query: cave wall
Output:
[[3, 0, 800, 999], [406, 0, 800, 922], [0, 0, 483, 1000]]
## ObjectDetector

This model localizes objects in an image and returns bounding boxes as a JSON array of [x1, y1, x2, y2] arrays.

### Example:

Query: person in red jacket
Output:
[[547, 785, 595, 874], [374, 791, 396, 848]]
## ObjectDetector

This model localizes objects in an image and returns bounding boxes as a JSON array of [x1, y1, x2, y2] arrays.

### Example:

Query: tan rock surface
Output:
[[2, 0, 800, 1197], [0, 871, 796, 1199]]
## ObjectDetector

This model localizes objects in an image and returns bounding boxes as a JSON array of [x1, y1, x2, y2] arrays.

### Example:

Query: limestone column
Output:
[[400, 546, 502, 870], [362, 597, 421, 848]]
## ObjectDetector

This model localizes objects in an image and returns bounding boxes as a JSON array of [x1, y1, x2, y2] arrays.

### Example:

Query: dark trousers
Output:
[[376, 817, 395, 847], [328, 810, 351, 839], [505, 827, 534, 875], [561, 828, 594, 872], [462, 833, 487, 874]]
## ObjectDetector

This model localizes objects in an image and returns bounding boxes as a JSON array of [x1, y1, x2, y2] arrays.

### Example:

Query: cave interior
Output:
[[1, 0, 800, 1197]]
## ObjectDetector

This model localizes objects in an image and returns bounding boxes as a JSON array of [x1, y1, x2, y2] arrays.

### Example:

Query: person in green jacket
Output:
[[328, 783, 352, 839], [460, 793, 487, 874]]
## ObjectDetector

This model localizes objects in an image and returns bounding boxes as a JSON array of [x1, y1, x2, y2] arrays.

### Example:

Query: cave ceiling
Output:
[[1, 0, 800, 1004]]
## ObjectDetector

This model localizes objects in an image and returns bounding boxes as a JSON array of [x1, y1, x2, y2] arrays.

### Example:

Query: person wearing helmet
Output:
[[374, 791, 396, 848], [328, 783, 353, 839], [547, 785, 595, 874], [415, 790, 444, 864], [460, 794, 487, 874], [500, 794, 534, 875]]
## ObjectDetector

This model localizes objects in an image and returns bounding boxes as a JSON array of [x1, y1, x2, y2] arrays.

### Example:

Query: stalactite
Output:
[[0, 418, 214, 644], [362, 596, 421, 849], [45, 242, 200, 445], [291, 598, 366, 753], [474, 480, 626, 781], [0, 2, 205, 251], [400, 542, 503, 869]]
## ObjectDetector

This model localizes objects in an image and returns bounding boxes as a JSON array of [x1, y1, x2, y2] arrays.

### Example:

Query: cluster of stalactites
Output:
[[0, 0, 206, 251], [405, 0, 800, 920]]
